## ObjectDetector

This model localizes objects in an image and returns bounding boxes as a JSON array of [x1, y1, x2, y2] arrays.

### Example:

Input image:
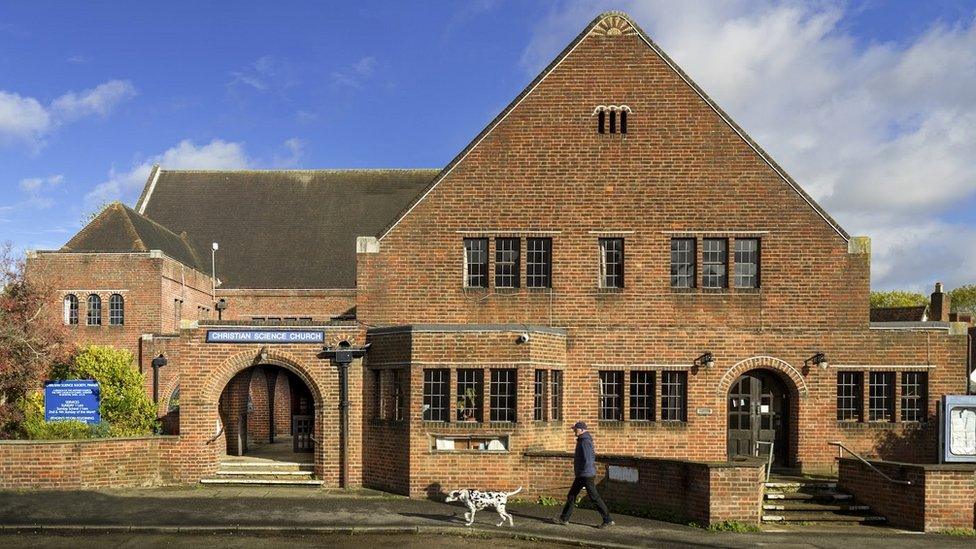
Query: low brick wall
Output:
[[838, 457, 976, 531], [0, 436, 181, 490], [523, 451, 765, 525]]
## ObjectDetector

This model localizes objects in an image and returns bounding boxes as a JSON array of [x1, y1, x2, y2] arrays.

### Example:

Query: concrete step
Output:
[[762, 512, 886, 523], [764, 491, 852, 501], [199, 478, 323, 486], [219, 461, 313, 472], [215, 471, 315, 481], [763, 503, 871, 512], [763, 481, 837, 491]]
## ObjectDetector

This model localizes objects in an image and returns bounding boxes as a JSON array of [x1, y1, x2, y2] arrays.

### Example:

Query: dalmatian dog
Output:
[[445, 486, 523, 526]]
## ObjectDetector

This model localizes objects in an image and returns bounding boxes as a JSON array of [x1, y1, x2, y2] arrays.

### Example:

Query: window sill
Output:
[[526, 287, 554, 293], [430, 449, 509, 455], [837, 421, 902, 429], [598, 420, 688, 430], [595, 287, 624, 294]]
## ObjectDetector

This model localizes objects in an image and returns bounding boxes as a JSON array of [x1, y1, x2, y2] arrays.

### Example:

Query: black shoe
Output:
[[597, 520, 615, 529], [551, 517, 569, 525]]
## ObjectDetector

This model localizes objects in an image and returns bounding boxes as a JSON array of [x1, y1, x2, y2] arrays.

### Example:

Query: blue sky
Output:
[[1, 1, 975, 290]]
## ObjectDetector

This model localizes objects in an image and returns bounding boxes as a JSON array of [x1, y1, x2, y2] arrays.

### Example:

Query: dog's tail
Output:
[[507, 486, 523, 497]]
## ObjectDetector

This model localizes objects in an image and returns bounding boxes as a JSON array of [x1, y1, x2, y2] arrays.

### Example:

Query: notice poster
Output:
[[949, 407, 976, 456], [44, 380, 101, 424]]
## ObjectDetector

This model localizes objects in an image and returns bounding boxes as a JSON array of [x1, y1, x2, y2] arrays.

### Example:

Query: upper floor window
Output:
[[670, 238, 696, 288], [599, 238, 624, 288], [63, 295, 79, 325], [526, 238, 552, 288], [495, 238, 520, 288], [594, 105, 630, 134], [463, 238, 489, 289], [734, 239, 760, 288], [86, 294, 102, 326], [701, 238, 728, 289], [109, 293, 124, 326]]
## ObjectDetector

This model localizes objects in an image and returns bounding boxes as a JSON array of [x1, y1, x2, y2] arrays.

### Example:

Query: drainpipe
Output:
[[318, 341, 370, 488]]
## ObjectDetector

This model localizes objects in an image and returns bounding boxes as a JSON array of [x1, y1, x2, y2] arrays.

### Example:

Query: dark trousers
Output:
[[559, 475, 611, 522]]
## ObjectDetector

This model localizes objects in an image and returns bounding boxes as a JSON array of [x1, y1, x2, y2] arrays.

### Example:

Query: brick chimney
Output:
[[930, 282, 951, 322]]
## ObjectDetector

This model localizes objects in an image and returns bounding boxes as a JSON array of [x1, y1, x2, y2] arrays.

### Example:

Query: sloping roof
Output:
[[378, 10, 850, 241], [134, 169, 436, 289], [62, 202, 206, 271], [869, 306, 928, 323]]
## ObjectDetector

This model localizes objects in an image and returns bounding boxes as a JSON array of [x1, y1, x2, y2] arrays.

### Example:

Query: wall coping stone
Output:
[[838, 457, 976, 472], [524, 450, 766, 469], [369, 324, 568, 336], [0, 435, 179, 446]]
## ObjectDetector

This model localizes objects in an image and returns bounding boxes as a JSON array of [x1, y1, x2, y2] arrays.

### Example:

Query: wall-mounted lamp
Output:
[[150, 353, 168, 405], [805, 352, 829, 370], [257, 346, 269, 364], [695, 352, 715, 369]]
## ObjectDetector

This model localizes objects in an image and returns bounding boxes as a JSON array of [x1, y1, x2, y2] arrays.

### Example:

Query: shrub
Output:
[[18, 391, 110, 439], [50, 345, 157, 436]]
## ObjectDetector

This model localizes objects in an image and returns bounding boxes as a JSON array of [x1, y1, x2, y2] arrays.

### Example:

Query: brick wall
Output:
[[523, 451, 764, 525], [0, 437, 180, 489], [215, 289, 356, 322], [838, 457, 976, 531]]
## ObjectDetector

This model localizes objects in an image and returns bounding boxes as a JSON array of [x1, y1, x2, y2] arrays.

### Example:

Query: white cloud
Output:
[[19, 174, 64, 209], [273, 137, 305, 168], [331, 56, 379, 89], [0, 80, 136, 149], [51, 80, 137, 120], [228, 55, 298, 96], [85, 139, 251, 207], [524, 1, 976, 289]]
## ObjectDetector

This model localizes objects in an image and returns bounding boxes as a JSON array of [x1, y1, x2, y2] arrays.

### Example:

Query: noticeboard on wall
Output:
[[44, 380, 101, 424], [942, 395, 976, 463]]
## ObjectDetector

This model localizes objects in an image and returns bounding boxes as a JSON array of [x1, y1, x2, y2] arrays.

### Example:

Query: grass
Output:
[[704, 521, 762, 532], [938, 528, 976, 537]]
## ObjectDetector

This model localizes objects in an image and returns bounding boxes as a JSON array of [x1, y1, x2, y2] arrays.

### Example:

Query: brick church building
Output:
[[26, 12, 971, 499]]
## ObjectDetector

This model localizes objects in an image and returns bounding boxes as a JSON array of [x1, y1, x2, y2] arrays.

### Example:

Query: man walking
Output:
[[553, 421, 614, 528]]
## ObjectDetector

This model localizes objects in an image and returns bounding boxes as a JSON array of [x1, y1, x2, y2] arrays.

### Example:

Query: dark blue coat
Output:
[[574, 431, 597, 477]]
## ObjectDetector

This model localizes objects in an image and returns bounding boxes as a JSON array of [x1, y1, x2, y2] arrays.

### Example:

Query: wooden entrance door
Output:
[[292, 415, 314, 453], [727, 370, 788, 465]]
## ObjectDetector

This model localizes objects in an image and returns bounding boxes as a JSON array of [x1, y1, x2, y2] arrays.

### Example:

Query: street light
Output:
[[211, 242, 219, 306]]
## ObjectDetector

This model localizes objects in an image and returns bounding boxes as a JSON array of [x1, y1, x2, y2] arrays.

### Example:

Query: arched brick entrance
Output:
[[718, 356, 805, 468]]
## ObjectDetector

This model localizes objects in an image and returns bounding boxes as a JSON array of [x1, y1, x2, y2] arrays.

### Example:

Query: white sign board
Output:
[[607, 465, 638, 483]]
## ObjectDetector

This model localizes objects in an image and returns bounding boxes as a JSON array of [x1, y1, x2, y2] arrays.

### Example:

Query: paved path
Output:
[[0, 486, 971, 548]]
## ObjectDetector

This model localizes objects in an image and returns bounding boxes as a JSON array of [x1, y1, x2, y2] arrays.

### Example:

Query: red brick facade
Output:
[[17, 11, 973, 526]]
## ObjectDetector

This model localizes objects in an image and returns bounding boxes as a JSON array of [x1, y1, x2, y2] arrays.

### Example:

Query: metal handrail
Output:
[[828, 441, 912, 485], [755, 440, 774, 482], [205, 425, 225, 445]]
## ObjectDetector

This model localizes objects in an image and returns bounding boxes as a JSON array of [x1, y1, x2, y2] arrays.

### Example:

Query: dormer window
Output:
[[594, 105, 630, 134]]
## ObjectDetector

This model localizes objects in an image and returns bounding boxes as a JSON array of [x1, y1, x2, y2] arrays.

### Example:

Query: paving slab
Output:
[[0, 486, 971, 548]]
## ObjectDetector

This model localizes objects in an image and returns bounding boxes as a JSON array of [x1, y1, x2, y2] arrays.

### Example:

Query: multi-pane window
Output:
[[533, 370, 547, 421], [734, 239, 760, 288], [869, 372, 895, 422], [372, 370, 383, 419], [629, 371, 655, 421], [598, 371, 624, 421], [670, 238, 696, 288], [901, 372, 928, 423], [490, 369, 517, 422], [422, 369, 450, 422], [109, 293, 124, 325], [463, 238, 488, 288], [701, 239, 728, 289], [87, 294, 102, 326], [390, 369, 404, 421], [456, 369, 483, 422], [550, 370, 563, 421], [599, 238, 624, 289], [526, 238, 552, 288], [63, 295, 79, 325], [661, 371, 687, 422], [495, 238, 520, 288], [836, 372, 863, 421]]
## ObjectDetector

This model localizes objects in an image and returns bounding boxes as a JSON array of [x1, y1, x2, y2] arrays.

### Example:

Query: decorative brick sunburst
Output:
[[592, 14, 637, 37]]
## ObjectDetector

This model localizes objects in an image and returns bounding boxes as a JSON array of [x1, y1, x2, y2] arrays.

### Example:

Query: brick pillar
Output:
[[930, 282, 951, 322]]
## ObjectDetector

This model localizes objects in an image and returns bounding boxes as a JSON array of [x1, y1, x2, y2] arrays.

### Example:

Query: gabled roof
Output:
[[378, 11, 850, 241], [62, 202, 206, 271], [869, 306, 928, 323], [133, 169, 436, 289]]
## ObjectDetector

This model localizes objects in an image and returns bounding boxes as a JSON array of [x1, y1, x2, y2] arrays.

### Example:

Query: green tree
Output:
[[0, 243, 74, 437], [949, 285, 976, 315], [51, 345, 157, 436], [869, 290, 928, 309]]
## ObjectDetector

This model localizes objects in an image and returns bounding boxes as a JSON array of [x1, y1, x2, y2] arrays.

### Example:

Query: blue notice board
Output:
[[45, 380, 100, 423]]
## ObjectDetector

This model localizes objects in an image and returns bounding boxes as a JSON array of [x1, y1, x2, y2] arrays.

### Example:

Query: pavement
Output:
[[0, 486, 973, 548]]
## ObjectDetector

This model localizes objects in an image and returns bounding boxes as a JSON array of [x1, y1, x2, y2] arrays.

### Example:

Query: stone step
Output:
[[764, 481, 837, 491], [763, 503, 870, 512], [219, 461, 313, 472], [764, 491, 852, 502], [762, 512, 886, 524], [200, 478, 323, 486], [215, 470, 315, 480]]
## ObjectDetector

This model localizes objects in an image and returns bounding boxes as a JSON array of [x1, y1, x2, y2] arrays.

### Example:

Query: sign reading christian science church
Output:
[[206, 329, 325, 344]]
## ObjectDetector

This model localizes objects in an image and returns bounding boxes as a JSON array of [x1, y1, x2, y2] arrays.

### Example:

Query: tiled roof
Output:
[[869, 306, 928, 322]]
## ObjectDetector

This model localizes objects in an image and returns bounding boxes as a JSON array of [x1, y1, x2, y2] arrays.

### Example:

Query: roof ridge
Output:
[[155, 168, 440, 174], [116, 203, 206, 267]]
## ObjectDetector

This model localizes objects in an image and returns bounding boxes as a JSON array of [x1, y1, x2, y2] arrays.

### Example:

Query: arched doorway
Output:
[[217, 364, 316, 461], [727, 369, 790, 466]]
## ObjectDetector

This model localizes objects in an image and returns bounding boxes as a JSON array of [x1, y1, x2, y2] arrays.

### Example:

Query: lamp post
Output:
[[211, 242, 219, 307], [318, 340, 370, 488]]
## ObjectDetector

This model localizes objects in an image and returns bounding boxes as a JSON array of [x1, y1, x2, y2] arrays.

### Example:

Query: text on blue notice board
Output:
[[206, 330, 325, 344], [45, 380, 101, 423]]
